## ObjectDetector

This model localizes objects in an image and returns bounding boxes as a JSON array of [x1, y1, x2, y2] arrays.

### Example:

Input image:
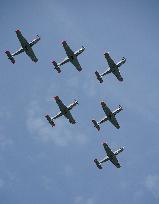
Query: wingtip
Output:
[[61, 40, 66, 45], [54, 96, 59, 100], [16, 29, 20, 33]]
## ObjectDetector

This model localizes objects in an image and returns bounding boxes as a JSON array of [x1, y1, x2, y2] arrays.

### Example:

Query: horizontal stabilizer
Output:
[[5, 51, 15, 64], [119, 105, 123, 111], [121, 57, 126, 64], [94, 159, 102, 169], [92, 119, 100, 131], [52, 60, 61, 73], [95, 71, 103, 83], [45, 115, 55, 127]]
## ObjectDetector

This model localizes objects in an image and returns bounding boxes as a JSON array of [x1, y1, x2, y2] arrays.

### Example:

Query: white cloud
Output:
[[26, 100, 87, 146], [145, 174, 159, 199]]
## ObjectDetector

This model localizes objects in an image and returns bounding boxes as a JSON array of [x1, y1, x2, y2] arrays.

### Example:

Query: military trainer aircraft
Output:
[[52, 41, 85, 73], [95, 52, 126, 83], [5, 29, 40, 64], [94, 142, 124, 169], [92, 101, 123, 130], [45, 96, 78, 127]]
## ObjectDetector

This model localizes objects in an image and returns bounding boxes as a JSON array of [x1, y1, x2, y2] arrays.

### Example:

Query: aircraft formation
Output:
[[5, 29, 126, 170]]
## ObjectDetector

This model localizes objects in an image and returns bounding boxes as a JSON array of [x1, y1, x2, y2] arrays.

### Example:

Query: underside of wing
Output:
[[104, 53, 116, 68], [62, 41, 74, 57], [64, 111, 76, 124], [103, 143, 113, 155], [71, 57, 82, 71], [110, 116, 120, 129], [16, 30, 28, 47], [112, 68, 123, 81], [110, 156, 121, 168], [25, 48, 38, 62], [101, 101, 112, 116]]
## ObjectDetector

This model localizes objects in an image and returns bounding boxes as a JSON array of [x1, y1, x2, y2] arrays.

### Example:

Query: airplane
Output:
[[45, 96, 78, 126], [52, 41, 85, 73], [95, 52, 126, 83], [92, 101, 123, 131], [94, 142, 124, 169], [5, 29, 40, 64]]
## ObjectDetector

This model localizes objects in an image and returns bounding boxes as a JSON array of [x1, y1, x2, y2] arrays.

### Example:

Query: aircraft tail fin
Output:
[[52, 60, 61, 73], [45, 115, 55, 127], [95, 71, 103, 83], [94, 159, 102, 169], [121, 57, 126, 63], [5, 51, 15, 64], [92, 119, 100, 131], [119, 105, 123, 111]]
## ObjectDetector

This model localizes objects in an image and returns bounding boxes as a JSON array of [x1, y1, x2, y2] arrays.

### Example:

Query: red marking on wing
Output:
[[61, 40, 66, 45], [54, 96, 59, 100]]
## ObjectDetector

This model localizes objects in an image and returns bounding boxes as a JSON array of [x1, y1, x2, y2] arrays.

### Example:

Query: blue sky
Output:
[[0, 0, 159, 203]]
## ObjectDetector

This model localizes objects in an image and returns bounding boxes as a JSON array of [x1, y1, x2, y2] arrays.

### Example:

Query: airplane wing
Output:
[[58, 56, 70, 66], [64, 111, 76, 124], [101, 101, 112, 117], [54, 96, 66, 111], [25, 48, 38, 62], [104, 52, 116, 68], [114, 147, 124, 156], [62, 41, 74, 57], [112, 68, 123, 81], [109, 115, 120, 129], [16, 30, 28, 47], [70, 57, 82, 71], [29, 35, 40, 47], [109, 156, 121, 168], [103, 143, 113, 155]]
